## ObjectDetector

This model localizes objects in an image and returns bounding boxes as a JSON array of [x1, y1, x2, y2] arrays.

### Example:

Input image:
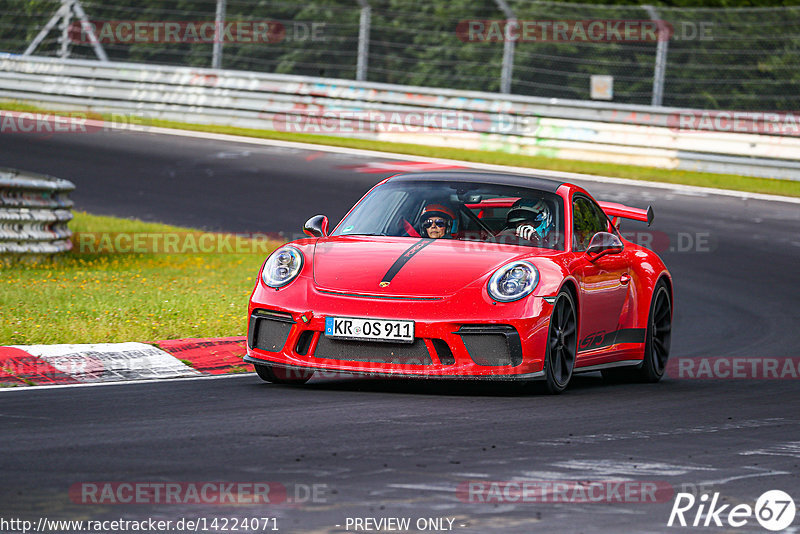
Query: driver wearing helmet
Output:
[[419, 204, 455, 239], [502, 198, 554, 245]]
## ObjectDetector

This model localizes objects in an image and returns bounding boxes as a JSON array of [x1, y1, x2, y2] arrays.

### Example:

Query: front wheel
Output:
[[254, 364, 314, 385], [543, 290, 578, 394]]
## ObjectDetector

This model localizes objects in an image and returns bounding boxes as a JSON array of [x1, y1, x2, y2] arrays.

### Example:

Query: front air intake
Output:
[[248, 310, 295, 353], [456, 325, 523, 367]]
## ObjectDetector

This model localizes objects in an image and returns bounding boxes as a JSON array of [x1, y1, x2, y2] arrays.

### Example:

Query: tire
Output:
[[602, 280, 672, 383], [254, 363, 314, 385], [542, 289, 578, 394]]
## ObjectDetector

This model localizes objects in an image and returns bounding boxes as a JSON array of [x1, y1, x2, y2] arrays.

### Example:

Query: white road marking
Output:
[[514, 470, 590, 481], [530, 418, 791, 445], [550, 459, 714, 477], [740, 441, 800, 459], [694, 467, 792, 487], [0, 372, 254, 393], [102, 121, 800, 205]]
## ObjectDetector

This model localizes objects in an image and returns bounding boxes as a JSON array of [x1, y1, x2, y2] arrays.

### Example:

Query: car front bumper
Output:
[[246, 281, 553, 379]]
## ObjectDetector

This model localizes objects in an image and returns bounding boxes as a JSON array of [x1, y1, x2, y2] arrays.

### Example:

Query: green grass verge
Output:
[[0, 212, 280, 345], [2, 99, 799, 198]]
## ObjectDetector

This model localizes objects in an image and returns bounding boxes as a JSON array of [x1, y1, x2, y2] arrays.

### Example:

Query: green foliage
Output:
[[1, 1, 798, 109], [0, 212, 280, 345]]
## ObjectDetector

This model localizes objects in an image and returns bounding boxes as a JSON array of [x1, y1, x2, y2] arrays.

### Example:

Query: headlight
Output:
[[262, 246, 304, 288], [487, 261, 539, 302]]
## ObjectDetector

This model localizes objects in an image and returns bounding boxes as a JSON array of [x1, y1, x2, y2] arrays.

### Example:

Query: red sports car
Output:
[[245, 171, 672, 393]]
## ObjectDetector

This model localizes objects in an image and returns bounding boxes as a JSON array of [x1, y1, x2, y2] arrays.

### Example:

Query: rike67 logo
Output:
[[668, 490, 796, 531]]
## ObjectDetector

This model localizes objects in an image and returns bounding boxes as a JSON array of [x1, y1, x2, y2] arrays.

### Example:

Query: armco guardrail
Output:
[[1, 54, 799, 181], [0, 167, 74, 254]]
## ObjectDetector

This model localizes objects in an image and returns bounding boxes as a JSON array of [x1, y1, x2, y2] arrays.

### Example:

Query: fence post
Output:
[[643, 5, 668, 107], [24, 0, 108, 61], [494, 0, 516, 94], [212, 0, 227, 69], [58, 0, 73, 58], [356, 0, 371, 81], [72, 0, 108, 61]]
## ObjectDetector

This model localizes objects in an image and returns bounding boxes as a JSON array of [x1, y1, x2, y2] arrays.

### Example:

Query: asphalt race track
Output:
[[2, 128, 799, 533]]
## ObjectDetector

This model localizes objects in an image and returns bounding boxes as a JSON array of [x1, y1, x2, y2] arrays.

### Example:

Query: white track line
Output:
[[101, 121, 800, 205]]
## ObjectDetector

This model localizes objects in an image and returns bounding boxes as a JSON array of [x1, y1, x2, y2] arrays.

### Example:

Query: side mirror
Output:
[[586, 232, 624, 260], [303, 215, 329, 238]]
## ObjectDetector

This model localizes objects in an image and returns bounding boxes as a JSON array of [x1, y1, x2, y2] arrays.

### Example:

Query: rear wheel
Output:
[[639, 282, 672, 382], [603, 280, 671, 383], [254, 364, 314, 385], [543, 290, 578, 394]]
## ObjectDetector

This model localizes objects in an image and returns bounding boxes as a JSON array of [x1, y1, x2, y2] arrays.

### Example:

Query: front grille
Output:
[[457, 325, 522, 367], [295, 331, 315, 355], [313, 336, 432, 365], [431, 339, 455, 365], [248, 310, 295, 353]]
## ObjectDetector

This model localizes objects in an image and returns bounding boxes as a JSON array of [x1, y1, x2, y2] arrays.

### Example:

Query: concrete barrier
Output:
[[1, 54, 799, 180]]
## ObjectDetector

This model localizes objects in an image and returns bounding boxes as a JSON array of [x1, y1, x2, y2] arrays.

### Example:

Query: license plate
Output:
[[325, 316, 414, 343]]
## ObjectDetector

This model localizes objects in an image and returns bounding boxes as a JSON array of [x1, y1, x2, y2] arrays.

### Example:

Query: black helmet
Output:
[[506, 198, 553, 239]]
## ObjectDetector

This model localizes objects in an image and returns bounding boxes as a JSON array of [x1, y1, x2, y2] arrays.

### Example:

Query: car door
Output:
[[571, 195, 632, 358]]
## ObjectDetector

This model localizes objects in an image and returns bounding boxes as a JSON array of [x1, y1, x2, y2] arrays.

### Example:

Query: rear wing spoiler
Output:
[[597, 201, 654, 227]]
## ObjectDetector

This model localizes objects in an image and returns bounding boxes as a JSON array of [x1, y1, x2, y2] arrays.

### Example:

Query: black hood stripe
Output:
[[381, 239, 434, 284]]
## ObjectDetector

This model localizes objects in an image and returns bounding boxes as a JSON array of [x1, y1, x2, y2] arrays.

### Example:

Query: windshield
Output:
[[332, 180, 565, 250]]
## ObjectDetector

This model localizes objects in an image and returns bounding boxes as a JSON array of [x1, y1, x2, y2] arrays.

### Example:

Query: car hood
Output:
[[312, 236, 545, 297]]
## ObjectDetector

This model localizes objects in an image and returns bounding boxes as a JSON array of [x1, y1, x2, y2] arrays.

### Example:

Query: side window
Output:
[[572, 196, 609, 251]]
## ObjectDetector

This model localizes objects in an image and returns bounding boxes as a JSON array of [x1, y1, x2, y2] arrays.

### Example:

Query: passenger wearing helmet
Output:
[[419, 204, 455, 239], [502, 198, 553, 245]]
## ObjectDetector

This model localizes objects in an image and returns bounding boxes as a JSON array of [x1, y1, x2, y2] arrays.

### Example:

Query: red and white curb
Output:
[[0, 337, 250, 387]]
